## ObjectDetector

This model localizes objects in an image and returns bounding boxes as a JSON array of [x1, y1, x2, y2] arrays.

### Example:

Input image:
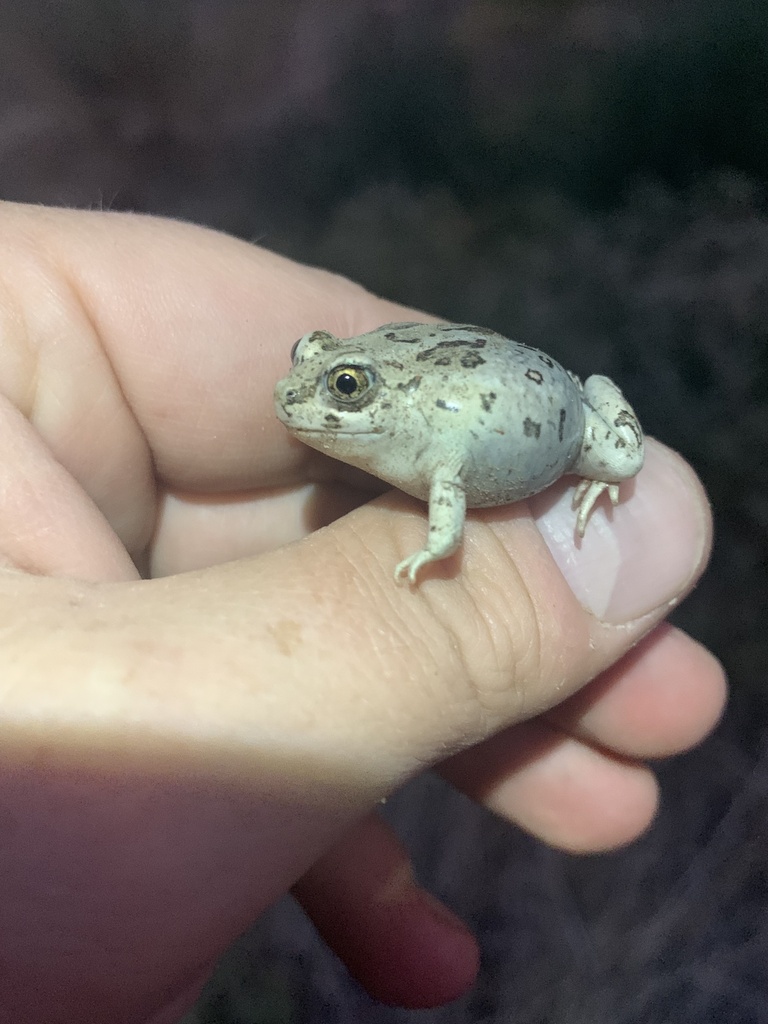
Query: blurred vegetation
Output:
[[580, 1, 768, 202], [239, 0, 768, 242], [2, 0, 767, 225], [185, 963, 295, 1024], [340, 0, 768, 209]]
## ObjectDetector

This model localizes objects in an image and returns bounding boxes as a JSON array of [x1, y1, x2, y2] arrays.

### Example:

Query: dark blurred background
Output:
[[2, 1, 766, 1020]]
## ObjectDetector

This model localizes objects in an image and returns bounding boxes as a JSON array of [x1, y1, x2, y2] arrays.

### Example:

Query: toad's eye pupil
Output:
[[326, 365, 373, 402], [335, 373, 358, 395]]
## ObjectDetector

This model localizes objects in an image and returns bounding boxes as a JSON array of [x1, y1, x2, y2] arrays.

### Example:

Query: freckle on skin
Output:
[[267, 619, 303, 656]]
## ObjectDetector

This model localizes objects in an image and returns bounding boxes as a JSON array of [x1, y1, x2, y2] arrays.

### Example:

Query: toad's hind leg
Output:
[[572, 479, 620, 536], [570, 374, 644, 535]]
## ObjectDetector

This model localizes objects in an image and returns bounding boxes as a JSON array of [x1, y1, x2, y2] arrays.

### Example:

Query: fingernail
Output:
[[531, 441, 710, 623]]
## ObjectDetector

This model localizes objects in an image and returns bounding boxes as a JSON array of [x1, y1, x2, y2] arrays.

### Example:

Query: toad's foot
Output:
[[395, 549, 439, 585], [572, 479, 620, 537]]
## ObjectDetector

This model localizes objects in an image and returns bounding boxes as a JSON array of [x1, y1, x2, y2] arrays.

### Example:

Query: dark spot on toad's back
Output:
[[538, 354, 554, 368], [615, 409, 642, 444], [525, 368, 544, 385], [397, 376, 422, 392], [421, 346, 481, 362], [324, 413, 342, 427], [416, 338, 486, 361], [480, 392, 497, 412], [523, 417, 541, 439], [434, 356, 451, 366], [436, 399, 459, 412], [460, 352, 486, 369], [558, 408, 566, 442]]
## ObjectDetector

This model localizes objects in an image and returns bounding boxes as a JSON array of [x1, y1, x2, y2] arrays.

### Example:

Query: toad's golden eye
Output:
[[326, 365, 373, 402]]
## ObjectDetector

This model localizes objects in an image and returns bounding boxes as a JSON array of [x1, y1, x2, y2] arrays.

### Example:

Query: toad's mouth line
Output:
[[288, 427, 385, 437]]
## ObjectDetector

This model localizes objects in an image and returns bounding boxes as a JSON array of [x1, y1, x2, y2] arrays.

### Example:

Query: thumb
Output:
[[3, 440, 707, 805], [36, 436, 703, 799]]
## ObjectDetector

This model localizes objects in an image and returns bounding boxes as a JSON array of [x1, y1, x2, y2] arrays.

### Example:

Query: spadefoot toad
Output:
[[274, 322, 644, 583]]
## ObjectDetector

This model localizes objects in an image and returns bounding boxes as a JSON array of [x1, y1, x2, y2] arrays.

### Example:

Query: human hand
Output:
[[0, 204, 725, 1023]]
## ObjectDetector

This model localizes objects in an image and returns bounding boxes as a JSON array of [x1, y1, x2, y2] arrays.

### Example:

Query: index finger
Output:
[[0, 203, 414, 494]]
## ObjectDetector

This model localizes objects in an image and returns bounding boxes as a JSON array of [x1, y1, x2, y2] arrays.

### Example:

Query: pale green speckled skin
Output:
[[274, 322, 644, 581]]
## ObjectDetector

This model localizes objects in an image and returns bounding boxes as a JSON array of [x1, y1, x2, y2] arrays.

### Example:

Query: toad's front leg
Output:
[[395, 460, 466, 584]]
